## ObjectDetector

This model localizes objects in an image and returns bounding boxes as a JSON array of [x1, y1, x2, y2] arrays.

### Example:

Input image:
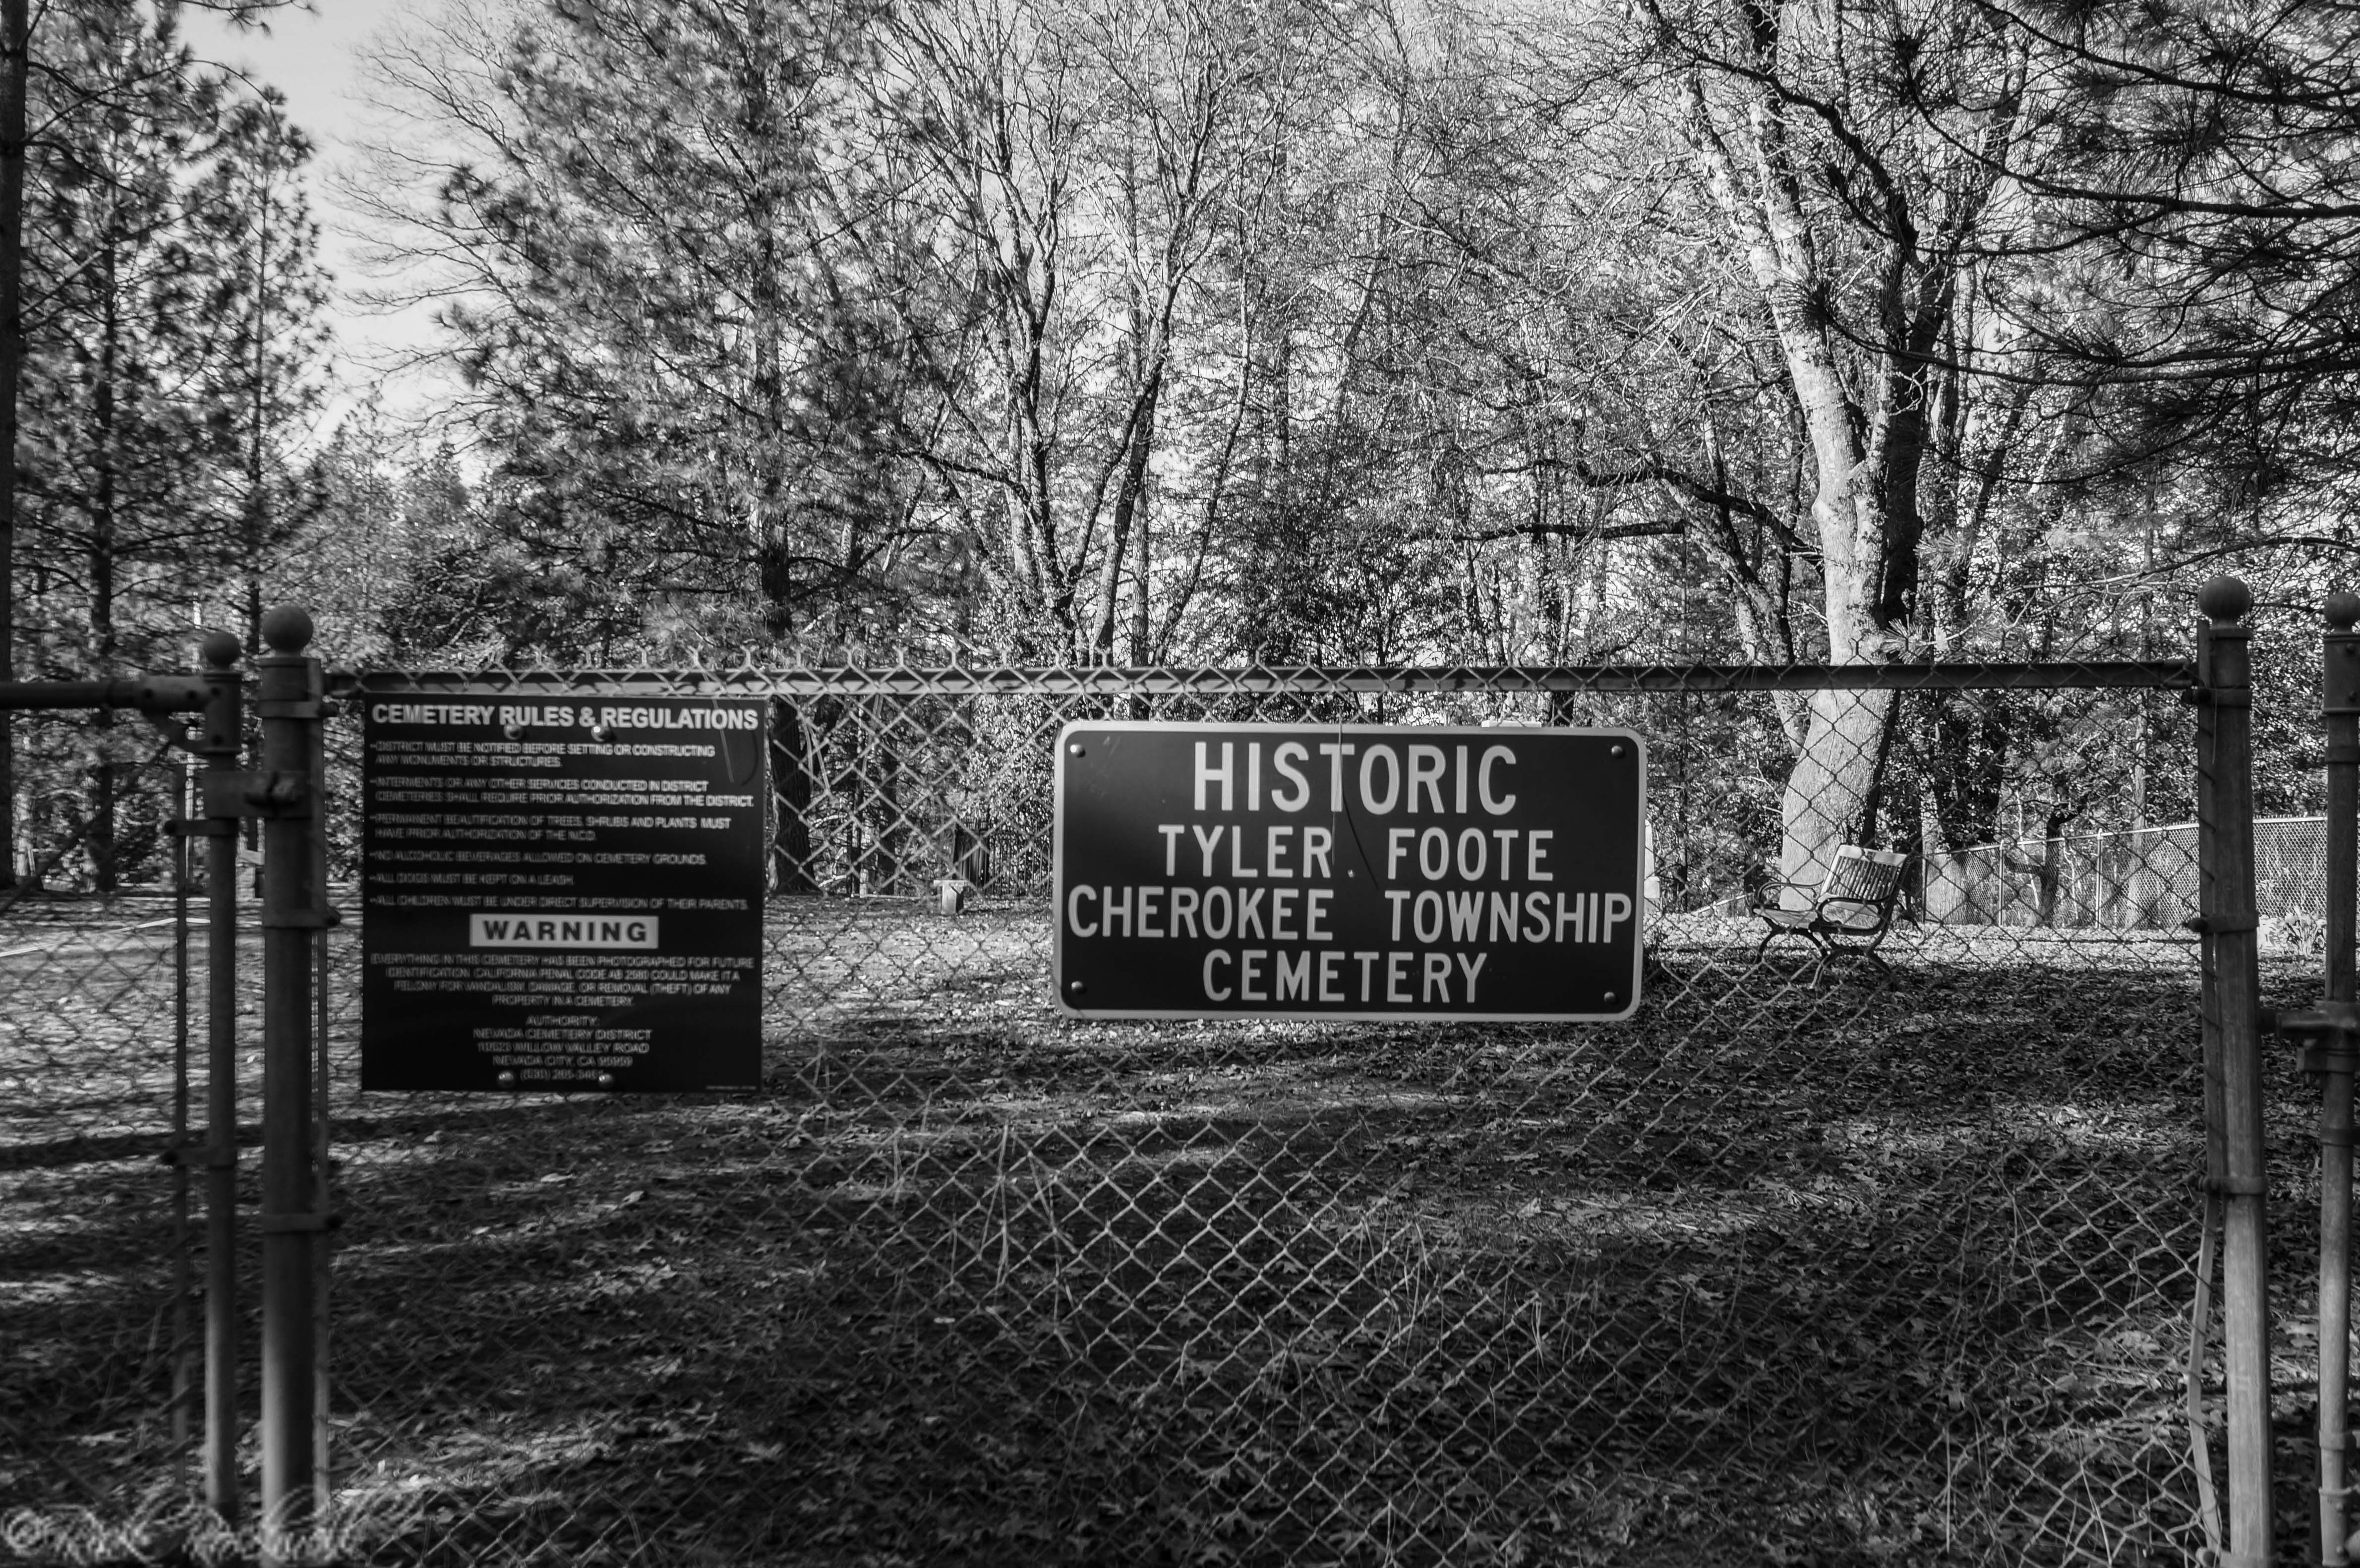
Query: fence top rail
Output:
[[0, 675, 210, 713], [1948, 814, 2325, 855], [333, 658, 2202, 700]]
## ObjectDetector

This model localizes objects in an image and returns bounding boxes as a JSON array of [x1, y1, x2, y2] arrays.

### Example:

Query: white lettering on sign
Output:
[[369, 702, 498, 726], [592, 705, 761, 732], [1056, 722, 1643, 1020], [469, 914, 658, 949], [1320, 743, 1356, 810], [367, 700, 761, 733], [1194, 742, 1234, 812], [1479, 745, 1517, 813], [1408, 745, 1445, 813], [1271, 743, 1312, 811], [1360, 745, 1400, 814]]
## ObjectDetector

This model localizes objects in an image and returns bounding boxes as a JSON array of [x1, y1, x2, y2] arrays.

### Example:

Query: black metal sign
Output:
[[1054, 722, 1645, 1020], [359, 696, 768, 1091]]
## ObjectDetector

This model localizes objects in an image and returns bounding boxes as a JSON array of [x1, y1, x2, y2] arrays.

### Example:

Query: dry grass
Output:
[[1, 899, 2332, 1566]]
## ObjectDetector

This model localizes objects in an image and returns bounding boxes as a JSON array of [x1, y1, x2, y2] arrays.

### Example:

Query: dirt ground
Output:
[[1, 899, 2335, 1566]]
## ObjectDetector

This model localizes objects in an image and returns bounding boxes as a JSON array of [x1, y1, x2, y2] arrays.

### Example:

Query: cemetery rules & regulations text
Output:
[[359, 696, 768, 1091]]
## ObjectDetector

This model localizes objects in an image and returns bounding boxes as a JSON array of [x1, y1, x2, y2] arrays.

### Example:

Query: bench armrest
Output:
[[1753, 880, 1822, 912], [1817, 894, 1895, 928]]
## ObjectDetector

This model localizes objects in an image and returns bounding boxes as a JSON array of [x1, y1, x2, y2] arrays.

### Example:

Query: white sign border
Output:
[[1051, 720, 1649, 1023]]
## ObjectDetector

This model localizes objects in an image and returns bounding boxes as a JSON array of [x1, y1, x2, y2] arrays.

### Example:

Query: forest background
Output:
[[2, 0, 2355, 901]]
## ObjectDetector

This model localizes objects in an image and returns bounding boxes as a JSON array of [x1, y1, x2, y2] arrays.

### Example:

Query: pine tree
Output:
[[359, 0, 942, 661], [13, 0, 324, 888]]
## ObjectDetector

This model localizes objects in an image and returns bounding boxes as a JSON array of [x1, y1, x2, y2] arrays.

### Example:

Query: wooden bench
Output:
[[1753, 845, 1910, 986]]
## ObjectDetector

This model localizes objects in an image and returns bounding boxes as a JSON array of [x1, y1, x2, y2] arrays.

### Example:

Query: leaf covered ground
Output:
[[1, 900, 2343, 1566]]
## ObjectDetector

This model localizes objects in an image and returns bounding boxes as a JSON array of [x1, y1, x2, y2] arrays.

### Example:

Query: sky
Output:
[[189, 0, 449, 432]]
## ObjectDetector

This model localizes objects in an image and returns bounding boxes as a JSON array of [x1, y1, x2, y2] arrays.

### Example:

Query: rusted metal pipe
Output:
[[255, 607, 324, 1563], [196, 629, 242, 1523], [0, 674, 208, 710], [335, 657, 2202, 700], [169, 761, 190, 1456], [308, 651, 335, 1526], [2321, 591, 2360, 1564], [2198, 576, 2273, 1563]]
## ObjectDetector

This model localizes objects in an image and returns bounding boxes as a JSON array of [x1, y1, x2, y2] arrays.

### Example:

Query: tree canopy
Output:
[[5, 0, 2355, 886]]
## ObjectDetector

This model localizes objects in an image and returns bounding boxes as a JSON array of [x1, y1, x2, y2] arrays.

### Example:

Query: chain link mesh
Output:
[[0, 752, 220, 1555], [285, 663, 2241, 1567], [1933, 817, 2326, 942], [4, 662, 2324, 1564]]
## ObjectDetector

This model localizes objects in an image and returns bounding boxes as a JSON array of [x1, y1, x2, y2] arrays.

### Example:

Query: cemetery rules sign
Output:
[[359, 695, 768, 1091], [1055, 723, 1646, 1021]]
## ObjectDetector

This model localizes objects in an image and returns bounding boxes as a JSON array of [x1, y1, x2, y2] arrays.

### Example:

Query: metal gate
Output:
[[0, 616, 334, 1566]]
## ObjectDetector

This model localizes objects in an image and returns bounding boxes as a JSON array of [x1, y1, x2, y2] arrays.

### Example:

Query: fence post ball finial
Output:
[[2196, 576, 2252, 624], [2327, 590, 2360, 632], [259, 604, 314, 654], [198, 630, 241, 668]]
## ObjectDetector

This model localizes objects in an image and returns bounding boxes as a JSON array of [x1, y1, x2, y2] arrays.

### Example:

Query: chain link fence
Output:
[[0, 752, 227, 1555], [1930, 817, 2328, 943], [271, 661, 2251, 1567], [2, 656, 2317, 1565]]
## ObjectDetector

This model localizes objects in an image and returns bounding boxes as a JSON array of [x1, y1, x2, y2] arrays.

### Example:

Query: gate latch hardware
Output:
[[2274, 999, 2360, 1075], [253, 697, 335, 719], [202, 769, 310, 819], [257, 1211, 341, 1234], [166, 816, 235, 838], [138, 710, 196, 755]]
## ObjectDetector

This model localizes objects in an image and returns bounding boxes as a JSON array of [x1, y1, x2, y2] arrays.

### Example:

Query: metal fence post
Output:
[[2264, 593, 2360, 1567], [196, 628, 244, 1523], [169, 756, 192, 1457], [2198, 576, 2274, 1564], [2330, 589, 2360, 1037], [255, 606, 326, 1561], [2331, 597, 2360, 1563], [309, 639, 336, 1530], [2312, 593, 2360, 1564]]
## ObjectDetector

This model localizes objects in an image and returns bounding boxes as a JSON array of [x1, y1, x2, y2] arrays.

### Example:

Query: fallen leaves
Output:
[[6, 901, 2315, 1565]]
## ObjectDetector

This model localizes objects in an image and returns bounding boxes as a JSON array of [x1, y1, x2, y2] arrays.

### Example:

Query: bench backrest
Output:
[[1824, 845, 1909, 909]]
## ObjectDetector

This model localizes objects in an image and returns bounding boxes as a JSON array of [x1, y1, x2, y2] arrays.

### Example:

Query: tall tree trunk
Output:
[[89, 249, 119, 894], [0, 0, 25, 888], [1130, 457, 1151, 662], [1126, 411, 1152, 718], [244, 184, 269, 652], [768, 697, 814, 894], [1671, 46, 1927, 895], [1094, 379, 1156, 659], [1763, 202, 1907, 892], [744, 0, 796, 640]]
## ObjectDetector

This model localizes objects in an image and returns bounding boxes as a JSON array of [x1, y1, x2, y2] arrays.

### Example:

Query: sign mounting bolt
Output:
[[1610, 743, 1625, 757], [1603, 991, 1618, 1005], [1068, 742, 1085, 756], [1067, 980, 1085, 994]]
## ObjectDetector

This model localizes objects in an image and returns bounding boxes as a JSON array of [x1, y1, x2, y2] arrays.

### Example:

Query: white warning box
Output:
[[467, 914, 660, 950]]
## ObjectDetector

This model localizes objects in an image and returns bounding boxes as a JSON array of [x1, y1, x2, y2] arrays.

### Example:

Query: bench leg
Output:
[[1815, 945, 1893, 988]]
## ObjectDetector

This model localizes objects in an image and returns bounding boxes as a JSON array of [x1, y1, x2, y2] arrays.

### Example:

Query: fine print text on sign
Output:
[[359, 696, 769, 1091], [1055, 723, 1645, 1021]]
